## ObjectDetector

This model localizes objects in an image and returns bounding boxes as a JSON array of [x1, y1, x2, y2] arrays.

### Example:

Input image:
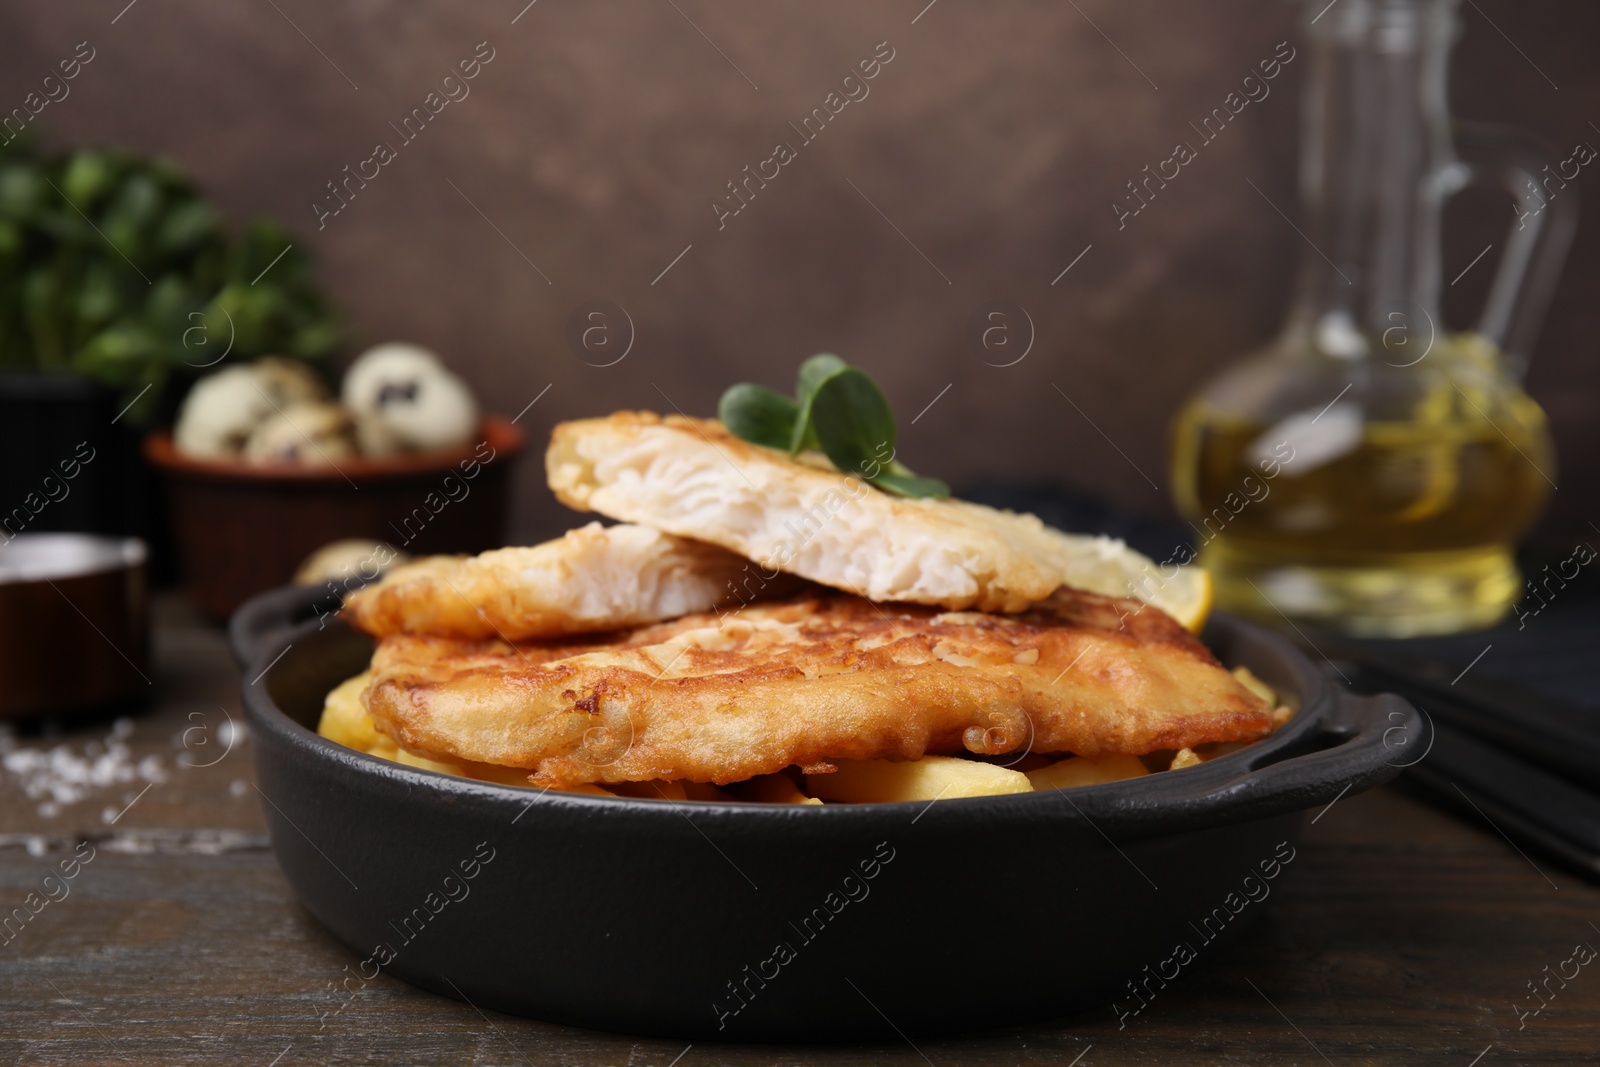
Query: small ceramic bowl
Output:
[[0, 533, 147, 718], [145, 417, 523, 618]]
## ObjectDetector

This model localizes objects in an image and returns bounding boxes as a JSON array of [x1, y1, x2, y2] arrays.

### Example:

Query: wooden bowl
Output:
[[144, 417, 524, 619]]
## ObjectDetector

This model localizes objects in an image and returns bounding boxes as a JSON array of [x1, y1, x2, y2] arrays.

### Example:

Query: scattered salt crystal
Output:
[[230, 779, 249, 798], [2, 723, 164, 810], [38, 802, 58, 818], [25, 836, 46, 857]]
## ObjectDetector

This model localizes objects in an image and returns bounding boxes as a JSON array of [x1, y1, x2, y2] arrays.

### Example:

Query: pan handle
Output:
[[227, 583, 344, 671], [1220, 688, 1426, 816], [1084, 688, 1427, 833]]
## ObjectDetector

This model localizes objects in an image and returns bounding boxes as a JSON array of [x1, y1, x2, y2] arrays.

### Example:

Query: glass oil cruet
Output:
[[1170, 0, 1579, 637]]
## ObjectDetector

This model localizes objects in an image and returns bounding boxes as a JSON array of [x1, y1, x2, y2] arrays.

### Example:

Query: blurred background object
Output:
[[0, 131, 340, 583], [148, 342, 509, 617], [0, 134, 339, 420], [0, 0, 1591, 555], [0, 533, 146, 717], [340, 342, 479, 455], [165, 344, 482, 468], [145, 415, 521, 618], [292, 538, 409, 588], [1170, 0, 1576, 636], [0, 122, 518, 616]]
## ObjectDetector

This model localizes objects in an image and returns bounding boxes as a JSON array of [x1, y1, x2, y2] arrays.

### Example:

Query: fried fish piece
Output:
[[342, 522, 750, 641], [363, 588, 1273, 787], [546, 411, 1117, 613]]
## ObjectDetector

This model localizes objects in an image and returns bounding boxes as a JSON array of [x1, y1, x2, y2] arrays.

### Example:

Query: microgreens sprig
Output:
[[718, 354, 950, 499]]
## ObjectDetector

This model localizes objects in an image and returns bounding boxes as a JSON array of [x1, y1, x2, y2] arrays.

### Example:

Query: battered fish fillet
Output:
[[363, 588, 1273, 787], [547, 411, 1128, 613], [343, 522, 750, 641]]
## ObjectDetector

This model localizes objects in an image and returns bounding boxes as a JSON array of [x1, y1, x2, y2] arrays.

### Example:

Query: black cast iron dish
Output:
[[233, 583, 1421, 1041]]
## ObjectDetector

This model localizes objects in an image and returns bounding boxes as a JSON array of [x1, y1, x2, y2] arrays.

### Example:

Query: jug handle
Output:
[[1450, 121, 1580, 370]]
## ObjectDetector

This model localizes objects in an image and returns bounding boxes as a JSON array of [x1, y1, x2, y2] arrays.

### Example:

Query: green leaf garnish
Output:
[[873, 467, 952, 499], [717, 383, 797, 450], [807, 366, 895, 474], [795, 353, 848, 403], [717, 354, 949, 499], [788, 353, 847, 454]]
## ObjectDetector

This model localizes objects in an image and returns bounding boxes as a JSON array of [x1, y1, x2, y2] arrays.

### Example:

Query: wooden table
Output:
[[3, 597, 1597, 1066]]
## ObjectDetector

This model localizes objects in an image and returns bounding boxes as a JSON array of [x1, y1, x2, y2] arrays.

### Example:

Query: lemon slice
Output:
[[1043, 531, 1213, 632]]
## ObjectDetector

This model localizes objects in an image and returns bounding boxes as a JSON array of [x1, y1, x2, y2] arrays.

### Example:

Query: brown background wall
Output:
[[4, 0, 1595, 546]]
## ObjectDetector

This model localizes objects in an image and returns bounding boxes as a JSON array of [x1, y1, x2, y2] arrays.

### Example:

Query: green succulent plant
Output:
[[0, 131, 339, 424]]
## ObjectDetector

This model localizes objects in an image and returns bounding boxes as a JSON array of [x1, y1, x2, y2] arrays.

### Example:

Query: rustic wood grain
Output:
[[3, 597, 1598, 1065]]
